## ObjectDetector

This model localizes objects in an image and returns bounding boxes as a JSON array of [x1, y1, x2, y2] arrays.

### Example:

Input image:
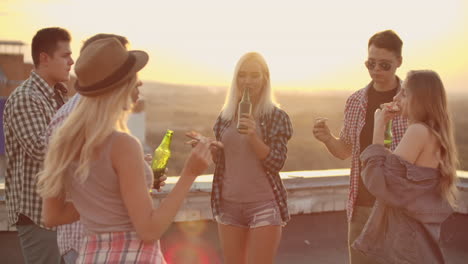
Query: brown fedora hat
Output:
[[74, 37, 148, 96]]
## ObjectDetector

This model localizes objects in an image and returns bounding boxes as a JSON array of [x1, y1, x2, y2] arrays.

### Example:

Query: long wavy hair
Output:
[[405, 70, 459, 206], [37, 76, 137, 198], [220, 52, 278, 121]]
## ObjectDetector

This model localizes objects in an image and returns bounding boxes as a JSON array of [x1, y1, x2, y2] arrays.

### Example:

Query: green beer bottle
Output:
[[384, 120, 393, 149], [151, 129, 173, 189], [237, 87, 252, 132]]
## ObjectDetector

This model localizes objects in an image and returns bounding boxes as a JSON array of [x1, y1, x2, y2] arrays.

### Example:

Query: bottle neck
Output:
[[159, 133, 173, 148], [241, 88, 251, 103]]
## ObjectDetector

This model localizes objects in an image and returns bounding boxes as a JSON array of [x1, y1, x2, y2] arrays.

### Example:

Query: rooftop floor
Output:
[[1, 170, 467, 263], [1, 211, 467, 263]]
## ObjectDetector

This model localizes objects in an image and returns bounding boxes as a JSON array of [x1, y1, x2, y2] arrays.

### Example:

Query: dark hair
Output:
[[368, 30, 403, 57], [32, 27, 72, 67], [80, 34, 129, 52]]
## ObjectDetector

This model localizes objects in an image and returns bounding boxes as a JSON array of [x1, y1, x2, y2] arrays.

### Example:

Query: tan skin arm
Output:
[[312, 118, 352, 160], [41, 150, 167, 227], [113, 133, 210, 242], [373, 108, 433, 166], [42, 195, 80, 227]]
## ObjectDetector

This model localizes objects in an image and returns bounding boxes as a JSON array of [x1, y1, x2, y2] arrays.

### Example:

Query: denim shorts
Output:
[[215, 199, 283, 228]]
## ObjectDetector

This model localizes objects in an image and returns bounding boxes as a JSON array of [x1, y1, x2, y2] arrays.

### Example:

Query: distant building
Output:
[[0, 41, 28, 181], [0, 40, 77, 98], [0, 41, 32, 97]]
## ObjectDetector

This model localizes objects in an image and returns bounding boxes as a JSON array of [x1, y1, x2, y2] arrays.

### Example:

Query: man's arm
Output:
[[323, 136, 353, 160], [313, 118, 352, 160], [8, 93, 48, 161]]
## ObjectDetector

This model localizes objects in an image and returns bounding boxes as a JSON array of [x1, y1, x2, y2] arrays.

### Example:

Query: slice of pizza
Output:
[[380, 102, 400, 113], [185, 131, 224, 148]]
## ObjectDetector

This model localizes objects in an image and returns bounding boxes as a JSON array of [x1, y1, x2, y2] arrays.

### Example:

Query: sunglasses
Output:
[[365, 60, 392, 71]]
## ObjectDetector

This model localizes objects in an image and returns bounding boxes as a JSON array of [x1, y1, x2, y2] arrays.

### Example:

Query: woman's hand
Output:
[[238, 114, 258, 138], [374, 107, 397, 128], [374, 108, 386, 128], [185, 131, 224, 163], [182, 140, 212, 177], [144, 154, 167, 192], [375, 102, 400, 125], [373, 106, 398, 145]]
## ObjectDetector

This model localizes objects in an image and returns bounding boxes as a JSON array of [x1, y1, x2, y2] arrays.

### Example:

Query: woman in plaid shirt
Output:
[[211, 52, 293, 264]]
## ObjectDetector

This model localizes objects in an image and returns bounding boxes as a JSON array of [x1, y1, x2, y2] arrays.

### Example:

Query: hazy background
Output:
[[1, 0, 467, 175], [141, 82, 468, 176], [1, 0, 468, 92]]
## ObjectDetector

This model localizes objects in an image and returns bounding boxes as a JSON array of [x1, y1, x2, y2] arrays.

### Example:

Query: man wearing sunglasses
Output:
[[312, 30, 408, 264]]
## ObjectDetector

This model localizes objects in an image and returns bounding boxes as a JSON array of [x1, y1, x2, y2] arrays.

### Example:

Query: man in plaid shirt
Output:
[[313, 30, 408, 264], [3, 27, 73, 263]]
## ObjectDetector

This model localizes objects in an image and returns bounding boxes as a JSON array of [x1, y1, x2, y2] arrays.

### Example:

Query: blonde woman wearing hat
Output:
[[37, 38, 214, 263]]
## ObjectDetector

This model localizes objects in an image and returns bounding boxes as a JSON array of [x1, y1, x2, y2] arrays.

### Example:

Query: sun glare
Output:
[[1, 0, 467, 92]]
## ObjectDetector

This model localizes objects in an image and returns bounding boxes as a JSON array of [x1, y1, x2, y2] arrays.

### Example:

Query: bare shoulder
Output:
[[404, 123, 431, 141], [111, 132, 143, 158], [394, 123, 430, 163]]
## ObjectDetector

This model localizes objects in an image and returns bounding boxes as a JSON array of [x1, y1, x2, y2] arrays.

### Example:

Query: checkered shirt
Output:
[[46, 93, 81, 139], [212, 107, 293, 223], [77, 231, 166, 264], [46, 94, 85, 255], [340, 81, 408, 221], [3, 71, 67, 227]]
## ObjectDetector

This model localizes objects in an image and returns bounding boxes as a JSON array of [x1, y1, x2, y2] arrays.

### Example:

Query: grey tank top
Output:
[[67, 131, 153, 234], [221, 121, 274, 202]]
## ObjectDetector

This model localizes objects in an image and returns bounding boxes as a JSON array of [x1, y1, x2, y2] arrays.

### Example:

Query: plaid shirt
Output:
[[340, 81, 408, 221], [3, 71, 67, 227], [45, 94, 84, 255], [212, 107, 293, 223], [46, 94, 80, 139], [77, 231, 166, 264]]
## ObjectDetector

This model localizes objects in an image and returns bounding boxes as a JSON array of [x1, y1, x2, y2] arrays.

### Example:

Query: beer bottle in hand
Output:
[[384, 120, 393, 149], [237, 87, 252, 133], [151, 129, 173, 190]]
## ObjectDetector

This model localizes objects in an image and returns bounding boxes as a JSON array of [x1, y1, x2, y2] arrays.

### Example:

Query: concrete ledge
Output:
[[151, 169, 351, 222], [1, 169, 467, 230]]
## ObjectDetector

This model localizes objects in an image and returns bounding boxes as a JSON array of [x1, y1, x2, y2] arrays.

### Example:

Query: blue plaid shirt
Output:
[[212, 107, 293, 223]]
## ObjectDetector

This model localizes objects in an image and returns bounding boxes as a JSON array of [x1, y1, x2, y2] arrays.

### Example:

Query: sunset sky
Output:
[[1, 0, 467, 92]]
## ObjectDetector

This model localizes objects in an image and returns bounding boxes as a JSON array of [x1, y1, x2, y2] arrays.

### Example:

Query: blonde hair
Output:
[[37, 76, 137, 198], [220, 52, 278, 121], [405, 70, 459, 206]]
